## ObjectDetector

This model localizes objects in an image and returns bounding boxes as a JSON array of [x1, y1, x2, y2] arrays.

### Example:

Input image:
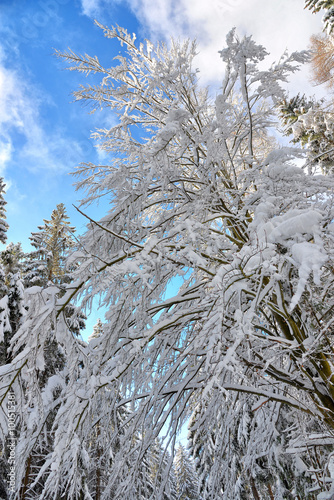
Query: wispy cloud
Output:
[[81, 0, 101, 17], [80, 0, 119, 18], [0, 52, 93, 176], [0, 142, 12, 174], [0, 61, 28, 172]]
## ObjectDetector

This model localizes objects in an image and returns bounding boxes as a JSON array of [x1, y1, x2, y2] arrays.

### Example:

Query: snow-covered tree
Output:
[[52, 24, 334, 497], [14, 206, 86, 498], [3, 22, 334, 499], [0, 238, 25, 367], [88, 318, 104, 342], [24, 204, 85, 338], [174, 444, 198, 499], [0, 182, 14, 366], [188, 388, 324, 499], [0, 187, 20, 500], [305, 0, 334, 33], [0, 179, 8, 246], [278, 94, 334, 173], [24, 203, 75, 287], [144, 438, 177, 499]]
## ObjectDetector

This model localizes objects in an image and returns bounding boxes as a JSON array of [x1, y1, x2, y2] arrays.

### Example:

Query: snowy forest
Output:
[[1, 0, 334, 498]]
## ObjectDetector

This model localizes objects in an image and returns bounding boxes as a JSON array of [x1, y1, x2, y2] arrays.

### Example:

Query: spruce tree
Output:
[[305, 1, 334, 33], [174, 444, 199, 500], [0, 222, 24, 365], [0, 178, 11, 365], [24, 203, 85, 337], [147, 438, 177, 500], [278, 95, 334, 173], [1, 243, 25, 345], [0, 179, 9, 246], [0, 180, 10, 500], [24, 203, 75, 287], [18, 205, 84, 498], [88, 318, 103, 342], [0, 188, 26, 499]]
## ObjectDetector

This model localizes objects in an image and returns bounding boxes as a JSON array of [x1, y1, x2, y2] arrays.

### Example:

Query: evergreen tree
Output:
[[0, 196, 26, 499], [174, 444, 199, 500], [88, 318, 103, 342], [278, 94, 334, 172], [17, 206, 84, 498], [146, 438, 176, 500], [24, 203, 75, 287], [24, 203, 85, 337], [1, 243, 25, 348], [0, 241, 25, 365], [0, 179, 9, 246], [0, 180, 11, 500], [0, 179, 12, 365], [305, 0, 334, 33]]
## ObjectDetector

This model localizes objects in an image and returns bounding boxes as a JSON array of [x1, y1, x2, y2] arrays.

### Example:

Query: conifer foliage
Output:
[[278, 94, 334, 172], [305, 0, 334, 33], [88, 318, 103, 342], [0, 182, 24, 367], [174, 444, 198, 500], [24, 202, 75, 287], [0, 179, 9, 246], [0, 203, 83, 499]]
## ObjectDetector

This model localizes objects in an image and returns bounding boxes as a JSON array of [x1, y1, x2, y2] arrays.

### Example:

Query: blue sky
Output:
[[0, 0, 140, 249], [0, 0, 324, 336]]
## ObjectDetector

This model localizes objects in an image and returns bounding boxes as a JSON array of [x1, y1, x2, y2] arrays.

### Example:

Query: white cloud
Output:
[[119, 0, 324, 96], [0, 64, 26, 173], [81, 0, 114, 18], [81, 0, 101, 17], [0, 58, 93, 176], [0, 141, 12, 173]]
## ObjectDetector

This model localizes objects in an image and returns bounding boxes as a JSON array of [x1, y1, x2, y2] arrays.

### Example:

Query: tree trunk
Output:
[[267, 483, 275, 500], [250, 476, 260, 500], [20, 455, 31, 500]]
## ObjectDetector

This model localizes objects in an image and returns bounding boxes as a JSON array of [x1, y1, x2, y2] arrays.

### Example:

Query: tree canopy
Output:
[[1, 20, 334, 500]]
